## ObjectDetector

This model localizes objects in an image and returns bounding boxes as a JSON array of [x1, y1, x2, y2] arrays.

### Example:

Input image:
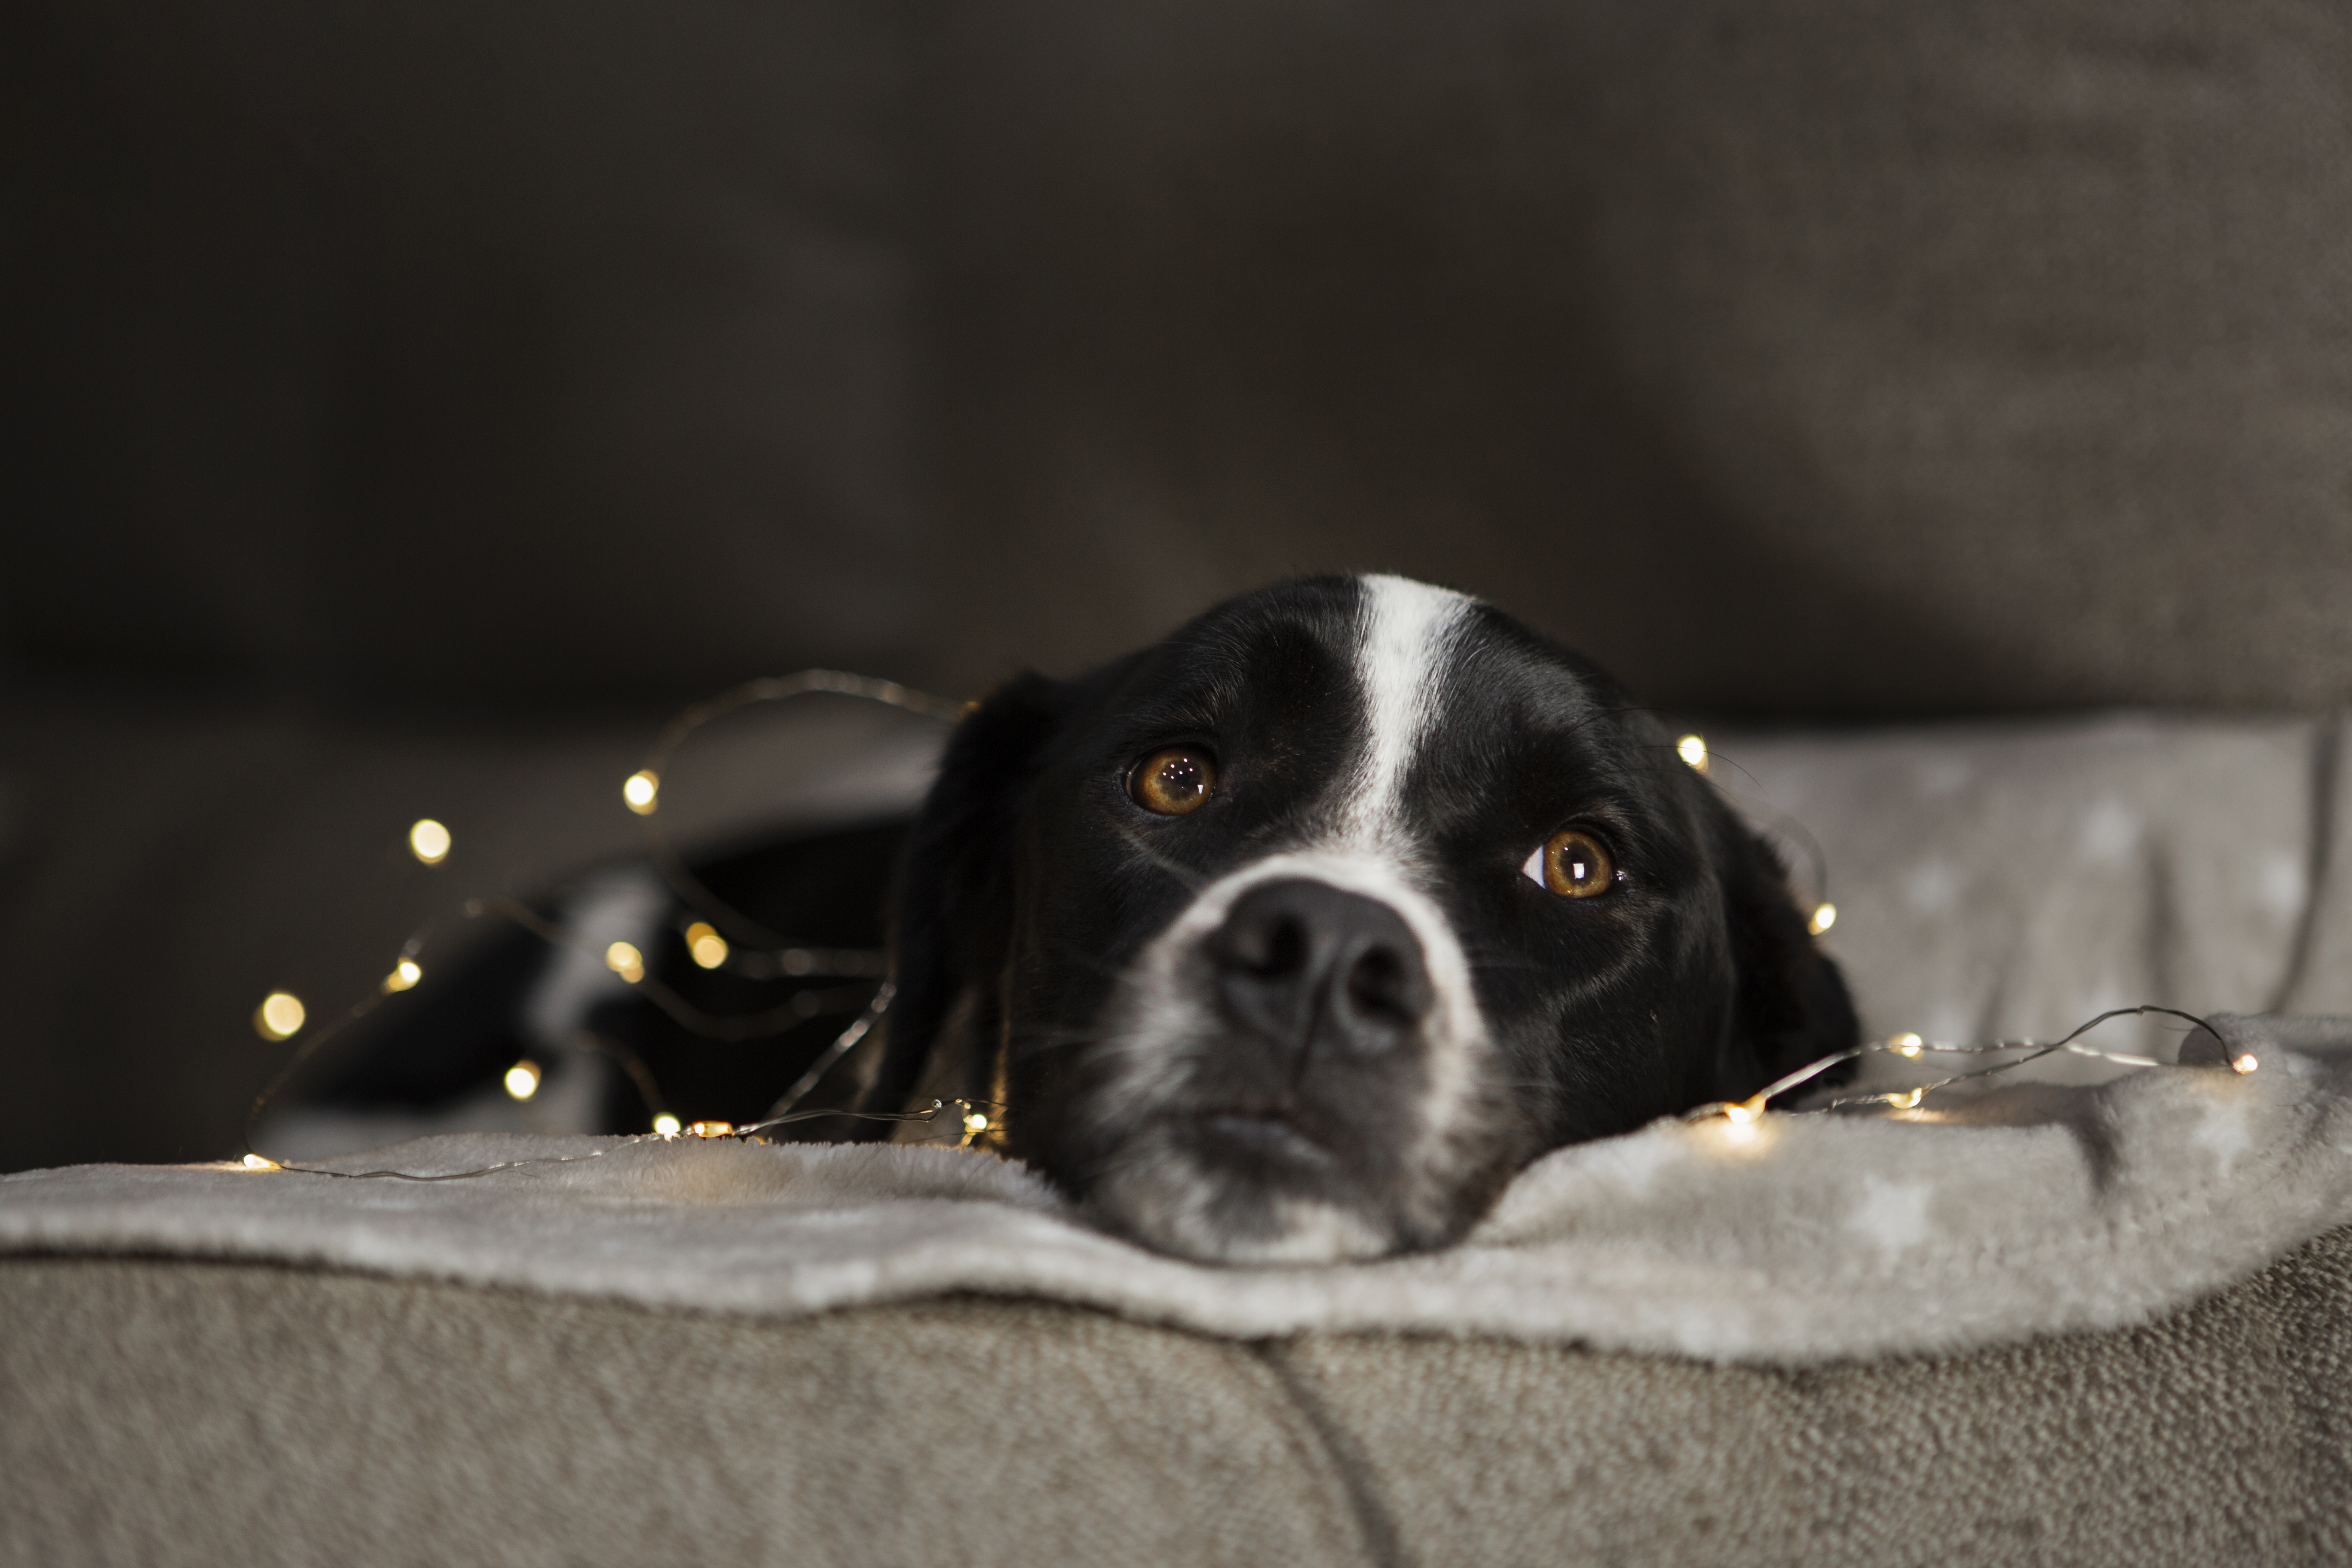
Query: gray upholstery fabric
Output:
[[6, 1236, 2350, 1566], [3, 0, 927, 701], [929, 1, 2352, 712], [11, 0, 2352, 709]]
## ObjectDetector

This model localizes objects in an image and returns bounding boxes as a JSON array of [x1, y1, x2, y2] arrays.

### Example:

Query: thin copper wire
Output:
[[631, 670, 961, 950], [1684, 1004, 2227, 1124], [241, 670, 962, 1167]]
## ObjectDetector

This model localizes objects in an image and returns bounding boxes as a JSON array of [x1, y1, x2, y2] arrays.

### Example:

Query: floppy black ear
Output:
[[1709, 800, 1860, 1100], [859, 672, 1078, 1121]]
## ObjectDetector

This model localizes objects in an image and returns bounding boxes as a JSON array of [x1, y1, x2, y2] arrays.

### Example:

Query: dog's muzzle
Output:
[[1084, 866, 1482, 1264]]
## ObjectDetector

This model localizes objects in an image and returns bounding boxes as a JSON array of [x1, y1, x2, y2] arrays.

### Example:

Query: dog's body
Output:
[[278, 576, 1854, 1262]]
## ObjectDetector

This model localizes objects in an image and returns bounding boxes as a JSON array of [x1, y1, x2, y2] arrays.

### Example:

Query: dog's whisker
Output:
[[1112, 824, 1210, 893]]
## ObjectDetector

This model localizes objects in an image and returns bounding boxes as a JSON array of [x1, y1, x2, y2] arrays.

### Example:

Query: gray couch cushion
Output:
[[6, 1236, 2350, 1567]]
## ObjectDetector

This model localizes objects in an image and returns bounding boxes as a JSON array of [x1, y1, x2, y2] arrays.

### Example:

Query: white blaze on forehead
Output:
[[1343, 574, 1473, 847]]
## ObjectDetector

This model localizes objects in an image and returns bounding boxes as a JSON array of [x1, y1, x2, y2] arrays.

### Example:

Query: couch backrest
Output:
[[8, 0, 2350, 712]]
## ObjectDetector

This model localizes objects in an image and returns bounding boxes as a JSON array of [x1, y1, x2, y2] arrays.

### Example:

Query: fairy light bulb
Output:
[[605, 941, 645, 983], [964, 1111, 990, 1134], [2233, 1054, 2260, 1075], [382, 959, 423, 993], [688, 1120, 733, 1139], [1891, 1032, 1923, 1059], [1676, 734, 1709, 772], [504, 1060, 541, 1101], [253, 991, 306, 1041], [1722, 1102, 1757, 1125], [1809, 902, 1837, 934], [1887, 1088, 1924, 1110], [407, 818, 451, 865], [241, 1153, 280, 1171], [652, 1114, 682, 1137], [623, 771, 660, 814], [684, 922, 729, 969]]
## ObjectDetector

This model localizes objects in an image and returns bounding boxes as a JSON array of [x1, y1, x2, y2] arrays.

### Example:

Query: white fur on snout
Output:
[[1093, 854, 1495, 1262]]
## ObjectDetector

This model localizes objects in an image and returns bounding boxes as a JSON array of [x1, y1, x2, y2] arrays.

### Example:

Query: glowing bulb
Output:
[[254, 991, 306, 1041], [688, 1120, 733, 1139], [2233, 1054, 2260, 1075], [605, 941, 645, 983], [653, 1114, 682, 1136], [1891, 1032, 1923, 1059], [623, 770, 660, 814], [1676, 734, 1709, 772], [1887, 1088, 1924, 1109], [964, 1112, 990, 1134], [382, 959, 424, 993], [241, 1153, 280, 1171], [504, 1061, 541, 1101], [1809, 902, 1837, 934], [407, 818, 451, 864], [1722, 1102, 1756, 1125], [685, 922, 729, 969]]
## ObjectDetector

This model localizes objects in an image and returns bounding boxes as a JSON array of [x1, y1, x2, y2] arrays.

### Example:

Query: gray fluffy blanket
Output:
[[6, 1014, 2350, 1366]]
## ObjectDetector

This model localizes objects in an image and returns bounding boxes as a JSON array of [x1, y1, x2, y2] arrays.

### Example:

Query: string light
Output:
[[1677, 734, 1709, 772], [407, 818, 451, 865], [503, 1061, 542, 1101], [604, 941, 645, 984], [236, 1098, 986, 1184], [684, 922, 729, 969], [253, 991, 306, 1041], [381, 959, 423, 993], [622, 670, 962, 955], [1686, 1005, 2241, 1132], [1809, 902, 1837, 934]]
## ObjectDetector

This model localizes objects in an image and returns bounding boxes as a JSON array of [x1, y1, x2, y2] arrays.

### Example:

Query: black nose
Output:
[[1207, 879, 1435, 1060]]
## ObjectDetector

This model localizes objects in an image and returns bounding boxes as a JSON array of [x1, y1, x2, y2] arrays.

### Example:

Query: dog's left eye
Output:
[[1130, 747, 1218, 816], [1522, 829, 1614, 897]]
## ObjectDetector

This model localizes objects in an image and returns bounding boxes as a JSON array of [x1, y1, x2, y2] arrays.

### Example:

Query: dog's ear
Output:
[[860, 671, 1078, 1121], [1709, 801, 1860, 1100]]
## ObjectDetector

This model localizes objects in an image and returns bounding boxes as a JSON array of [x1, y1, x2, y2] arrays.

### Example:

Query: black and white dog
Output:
[[279, 575, 1853, 1263], [871, 574, 1855, 1261]]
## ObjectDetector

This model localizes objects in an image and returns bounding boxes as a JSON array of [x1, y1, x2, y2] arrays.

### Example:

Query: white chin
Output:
[[1092, 1155, 1396, 1265]]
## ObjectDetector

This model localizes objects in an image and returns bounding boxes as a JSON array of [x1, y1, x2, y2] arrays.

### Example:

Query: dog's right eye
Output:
[[1130, 747, 1217, 816], [1522, 828, 1614, 897]]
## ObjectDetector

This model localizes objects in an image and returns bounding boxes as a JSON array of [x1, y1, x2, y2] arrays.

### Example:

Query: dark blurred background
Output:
[[5, 0, 2350, 1169]]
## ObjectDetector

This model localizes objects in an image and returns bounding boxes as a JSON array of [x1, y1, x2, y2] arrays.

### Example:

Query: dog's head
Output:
[[869, 575, 1854, 1262]]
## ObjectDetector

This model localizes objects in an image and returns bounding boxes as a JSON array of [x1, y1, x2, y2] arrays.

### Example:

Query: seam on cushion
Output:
[[1250, 1340, 1409, 1568], [2272, 711, 2342, 1013]]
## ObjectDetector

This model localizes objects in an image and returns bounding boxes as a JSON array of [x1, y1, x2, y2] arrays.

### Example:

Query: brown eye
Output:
[[1130, 747, 1217, 816], [1523, 829, 1614, 897]]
